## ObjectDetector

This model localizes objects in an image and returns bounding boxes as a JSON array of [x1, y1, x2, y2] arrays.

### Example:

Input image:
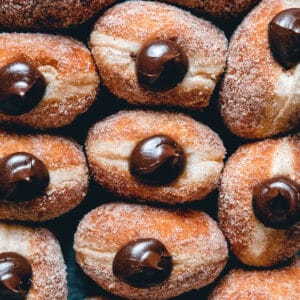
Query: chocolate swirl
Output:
[[113, 238, 173, 288], [0, 152, 50, 202], [0, 61, 46, 115]]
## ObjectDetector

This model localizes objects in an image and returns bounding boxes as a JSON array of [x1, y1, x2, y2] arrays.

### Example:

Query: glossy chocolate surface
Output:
[[112, 238, 172, 288], [0, 61, 46, 115], [136, 40, 188, 91], [0, 152, 50, 202], [269, 8, 300, 69], [253, 177, 300, 228], [129, 135, 185, 185], [0, 252, 32, 299]]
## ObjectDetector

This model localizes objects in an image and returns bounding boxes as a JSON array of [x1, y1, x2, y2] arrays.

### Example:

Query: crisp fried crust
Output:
[[0, 0, 114, 29], [220, 0, 300, 139], [219, 135, 300, 267], [162, 0, 258, 18], [74, 202, 228, 300], [86, 110, 225, 204], [0, 33, 99, 129], [209, 257, 300, 299], [0, 130, 89, 221], [0, 222, 67, 300], [90, 1, 227, 110]]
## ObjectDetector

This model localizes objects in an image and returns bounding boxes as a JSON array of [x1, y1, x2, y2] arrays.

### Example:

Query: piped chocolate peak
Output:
[[129, 135, 185, 185], [136, 39, 188, 91], [0, 61, 46, 115], [0, 252, 32, 299], [253, 177, 300, 228], [112, 238, 173, 288], [269, 8, 300, 69], [0, 152, 50, 202]]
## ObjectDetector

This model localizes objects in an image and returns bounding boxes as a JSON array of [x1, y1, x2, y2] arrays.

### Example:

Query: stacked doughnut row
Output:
[[0, 0, 298, 299]]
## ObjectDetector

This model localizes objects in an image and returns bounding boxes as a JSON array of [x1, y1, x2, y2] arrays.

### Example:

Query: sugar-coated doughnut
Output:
[[90, 1, 227, 110], [74, 202, 228, 300], [0, 222, 67, 299], [220, 0, 300, 139], [0, 0, 113, 29], [86, 110, 225, 204], [0, 130, 88, 221], [209, 257, 300, 299], [163, 0, 259, 19], [0, 33, 99, 130], [219, 135, 300, 267]]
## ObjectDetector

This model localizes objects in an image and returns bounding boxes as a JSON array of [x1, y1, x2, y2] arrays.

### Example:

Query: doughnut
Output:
[[162, 0, 259, 19], [218, 135, 300, 267], [0, 222, 67, 299], [86, 110, 225, 204], [0, 130, 88, 221], [0, 0, 113, 30], [74, 202, 228, 299], [209, 257, 300, 299], [90, 1, 227, 110], [0, 33, 99, 130], [220, 0, 300, 139]]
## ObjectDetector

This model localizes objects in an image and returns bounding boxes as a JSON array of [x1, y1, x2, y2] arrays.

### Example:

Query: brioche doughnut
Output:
[[0, 222, 67, 299], [74, 202, 228, 299], [209, 257, 300, 299], [0, 130, 88, 221], [0, 0, 113, 30], [219, 135, 300, 267], [220, 0, 300, 139], [162, 0, 259, 19], [90, 1, 227, 110], [0, 33, 99, 130], [86, 110, 225, 204]]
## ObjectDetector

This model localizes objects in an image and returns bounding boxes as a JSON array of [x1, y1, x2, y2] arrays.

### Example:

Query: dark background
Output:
[[1, 1, 299, 299]]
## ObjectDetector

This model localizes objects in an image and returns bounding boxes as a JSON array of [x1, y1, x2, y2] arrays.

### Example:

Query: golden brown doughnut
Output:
[[0, 33, 99, 130], [162, 0, 259, 19], [209, 257, 300, 300], [0, 130, 88, 221], [90, 1, 227, 110], [219, 135, 300, 267], [0, 0, 114, 30], [86, 110, 225, 204], [0, 222, 67, 299], [74, 202, 228, 300], [220, 0, 300, 139]]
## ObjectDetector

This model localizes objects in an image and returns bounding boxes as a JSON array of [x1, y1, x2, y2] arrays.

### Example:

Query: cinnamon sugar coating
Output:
[[74, 202, 228, 299], [90, 1, 227, 110], [163, 0, 258, 18], [209, 257, 300, 299], [219, 135, 300, 267], [0, 33, 99, 130], [86, 110, 225, 204], [220, 0, 300, 139], [0, 130, 89, 221], [0, 222, 67, 299], [0, 0, 114, 29]]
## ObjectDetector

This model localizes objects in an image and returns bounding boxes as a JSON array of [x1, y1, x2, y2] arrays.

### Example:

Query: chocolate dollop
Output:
[[136, 40, 188, 91], [269, 8, 300, 69], [253, 177, 300, 228], [0, 152, 50, 202], [0, 61, 46, 115], [112, 238, 173, 288], [129, 135, 185, 185], [0, 252, 32, 299]]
